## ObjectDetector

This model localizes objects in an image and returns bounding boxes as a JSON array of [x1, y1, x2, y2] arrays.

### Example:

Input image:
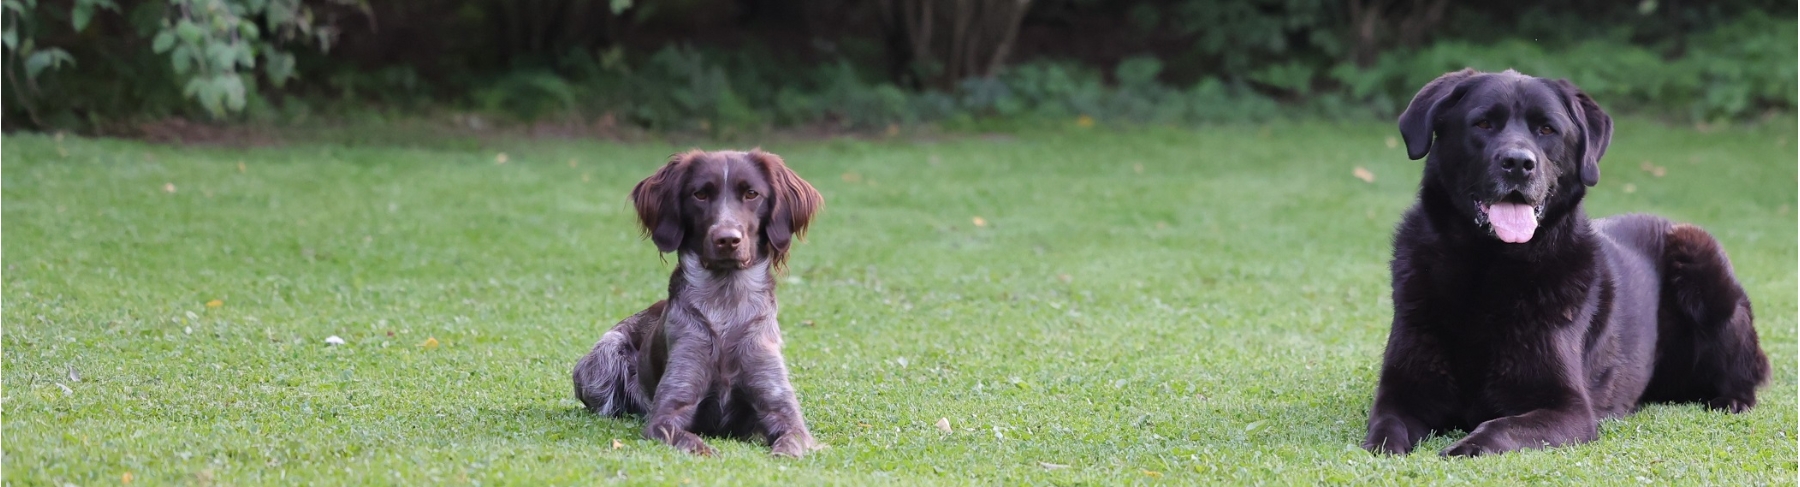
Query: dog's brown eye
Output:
[[1474, 120, 1493, 130], [693, 190, 709, 201], [743, 190, 759, 200], [1538, 125, 1556, 135]]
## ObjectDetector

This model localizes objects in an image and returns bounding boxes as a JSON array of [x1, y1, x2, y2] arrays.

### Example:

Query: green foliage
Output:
[[153, 0, 337, 117], [1170, 0, 1341, 73], [473, 70, 577, 121], [2, 0, 351, 126], [462, 47, 1287, 136], [1334, 16, 1797, 121], [2, 0, 109, 82], [342, 9, 1789, 136], [0, 0, 1791, 132]]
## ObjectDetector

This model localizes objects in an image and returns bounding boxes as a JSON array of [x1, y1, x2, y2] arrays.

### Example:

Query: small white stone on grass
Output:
[[935, 417, 952, 433], [325, 335, 346, 346]]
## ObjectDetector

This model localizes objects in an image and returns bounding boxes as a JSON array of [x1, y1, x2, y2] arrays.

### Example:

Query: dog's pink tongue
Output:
[[1488, 202, 1538, 243]]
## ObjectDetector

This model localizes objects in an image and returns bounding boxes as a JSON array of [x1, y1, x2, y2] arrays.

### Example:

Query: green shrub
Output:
[[1335, 17, 1796, 121], [3, 2, 1788, 134], [1, 0, 364, 132]]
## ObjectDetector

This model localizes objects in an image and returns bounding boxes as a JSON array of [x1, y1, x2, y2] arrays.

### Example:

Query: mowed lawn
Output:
[[3, 118, 1794, 485]]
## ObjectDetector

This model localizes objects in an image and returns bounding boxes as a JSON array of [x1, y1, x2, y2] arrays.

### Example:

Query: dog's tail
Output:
[[572, 301, 663, 416]]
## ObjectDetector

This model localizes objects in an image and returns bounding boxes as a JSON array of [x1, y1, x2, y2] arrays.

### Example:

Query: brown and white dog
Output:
[[573, 149, 823, 457]]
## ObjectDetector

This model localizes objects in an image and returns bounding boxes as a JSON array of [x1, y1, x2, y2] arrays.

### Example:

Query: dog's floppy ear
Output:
[[632, 150, 701, 253], [1551, 79, 1612, 187], [749, 149, 822, 268], [1397, 68, 1481, 160]]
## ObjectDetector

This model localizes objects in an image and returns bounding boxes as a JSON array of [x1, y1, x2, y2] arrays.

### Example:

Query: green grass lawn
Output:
[[4, 118, 1794, 485]]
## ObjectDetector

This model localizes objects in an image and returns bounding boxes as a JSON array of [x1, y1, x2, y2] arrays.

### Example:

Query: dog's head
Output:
[[630, 149, 823, 271], [1399, 68, 1613, 244]]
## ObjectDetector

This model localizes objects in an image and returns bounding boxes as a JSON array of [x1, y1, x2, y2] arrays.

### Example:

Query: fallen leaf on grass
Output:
[[858, 422, 872, 429], [612, 439, 623, 450], [55, 383, 72, 395], [1076, 115, 1095, 128], [206, 299, 223, 308], [420, 337, 440, 349], [496, 153, 509, 164], [163, 183, 177, 193], [1142, 470, 1163, 478], [972, 216, 987, 227], [67, 365, 80, 382], [1639, 161, 1667, 177], [936, 417, 952, 433], [1038, 462, 1069, 470], [801, 320, 815, 327], [1353, 166, 1376, 183], [123, 472, 133, 484]]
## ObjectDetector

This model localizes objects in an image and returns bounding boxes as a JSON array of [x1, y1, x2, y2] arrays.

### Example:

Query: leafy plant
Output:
[[2, 0, 361, 123], [149, 0, 356, 117]]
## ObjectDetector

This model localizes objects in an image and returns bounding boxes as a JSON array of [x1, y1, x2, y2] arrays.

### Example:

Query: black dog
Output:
[[573, 149, 823, 457], [1363, 69, 1770, 456]]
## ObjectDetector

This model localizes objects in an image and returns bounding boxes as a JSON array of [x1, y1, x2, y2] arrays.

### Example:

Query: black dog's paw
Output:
[[1362, 416, 1421, 455], [1362, 439, 1412, 456], [1440, 430, 1516, 458], [1707, 396, 1755, 414], [1361, 430, 1415, 456], [1439, 438, 1497, 458]]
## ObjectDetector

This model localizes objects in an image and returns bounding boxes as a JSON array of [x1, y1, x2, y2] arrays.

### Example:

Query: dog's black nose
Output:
[[713, 230, 743, 249], [1497, 149, 1536, 178]]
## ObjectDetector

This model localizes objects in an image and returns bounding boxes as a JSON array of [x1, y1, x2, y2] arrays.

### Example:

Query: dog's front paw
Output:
[[1362, 415, 1419, 455], [1708, 396, 1755, 414], [1362, 436, 1413, 456], [1440, 428, 1517, 458], [1439, 438, 1496, 457], [666, 430, 715, 456], [770, 431, 817, 458]]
